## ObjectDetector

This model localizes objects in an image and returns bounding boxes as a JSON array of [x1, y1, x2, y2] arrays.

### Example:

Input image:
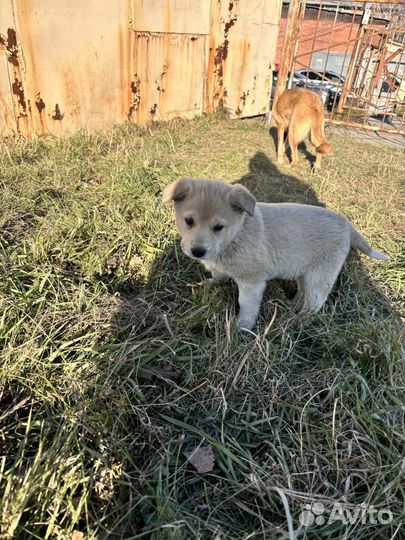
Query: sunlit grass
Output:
[[0, 115, 404, 539]]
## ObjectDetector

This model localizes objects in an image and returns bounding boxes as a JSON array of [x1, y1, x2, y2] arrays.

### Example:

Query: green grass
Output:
[[0, 115, 404, 540]]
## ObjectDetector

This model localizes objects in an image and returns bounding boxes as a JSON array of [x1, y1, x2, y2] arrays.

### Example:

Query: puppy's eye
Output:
[[213, 224, 224, 232], [185, 216, 194, 227]]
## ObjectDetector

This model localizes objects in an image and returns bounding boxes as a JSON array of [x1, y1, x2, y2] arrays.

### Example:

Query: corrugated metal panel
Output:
[[206, 0, 281, 117], [131, 32, 207, 123], [3, 0, 133, 136], [132, 0, 211, 34], [0, 0, 280, 136], [130, 0, 210, 124]]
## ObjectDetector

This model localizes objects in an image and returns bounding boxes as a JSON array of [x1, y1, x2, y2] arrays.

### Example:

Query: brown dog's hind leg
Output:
[[288, 131, 299, 167], [277, 125, 286, 164], [314, 152, 322, 170], [288, 110, 310, 167]]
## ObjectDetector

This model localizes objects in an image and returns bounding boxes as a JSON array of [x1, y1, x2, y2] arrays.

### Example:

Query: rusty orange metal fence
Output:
[[0, 0, 281, 138], [272, 0, 405, 135]]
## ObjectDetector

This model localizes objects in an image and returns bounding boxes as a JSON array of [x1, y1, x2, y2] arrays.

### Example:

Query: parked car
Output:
[[271, 69, 345, 106], [294, 69, 346, 104], [294, 69, 345, 89]]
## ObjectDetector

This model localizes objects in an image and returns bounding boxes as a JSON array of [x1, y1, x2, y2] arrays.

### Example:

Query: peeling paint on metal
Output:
[[2, 24, 31, 136], [12, 77, 27, 115], [35, 93, 45, 113], [128, 74, 141, 118], [51, 103, 64, 121], [208, 2, 239, 108], [0, 28, 19, 66]]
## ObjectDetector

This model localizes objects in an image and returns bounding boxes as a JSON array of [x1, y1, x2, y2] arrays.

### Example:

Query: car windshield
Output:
[[325, 72, 342, 83], [307, 71, 322, 80], [296, 70, 328, 81]]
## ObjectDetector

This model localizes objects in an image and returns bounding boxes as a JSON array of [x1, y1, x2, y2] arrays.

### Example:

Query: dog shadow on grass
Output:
[[236, 149, 323, 205]]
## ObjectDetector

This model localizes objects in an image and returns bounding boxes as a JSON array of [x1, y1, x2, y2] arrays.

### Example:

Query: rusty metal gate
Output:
[[272, 0, 405, 135]]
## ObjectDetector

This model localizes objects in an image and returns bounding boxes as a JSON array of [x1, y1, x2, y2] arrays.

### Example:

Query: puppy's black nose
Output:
[[191, 246, 206, 258]]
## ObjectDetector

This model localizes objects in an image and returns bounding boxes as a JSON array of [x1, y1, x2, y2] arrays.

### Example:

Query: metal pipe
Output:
[[329, 5, 360, 119], [270, 0, 302, 119], [289, 0, 305, 90], [336, 21, 365, 113], [352, 0, 404, 4], [325, 117, 405, 134]]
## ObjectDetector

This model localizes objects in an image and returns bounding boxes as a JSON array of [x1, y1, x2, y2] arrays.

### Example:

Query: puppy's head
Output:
[[163, 178, 256, 261]]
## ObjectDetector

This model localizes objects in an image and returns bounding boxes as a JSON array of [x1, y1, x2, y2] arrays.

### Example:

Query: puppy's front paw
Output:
[[209, 276, 230, 285], [189, 278, 225, 292], [236, 316, 255, 332]]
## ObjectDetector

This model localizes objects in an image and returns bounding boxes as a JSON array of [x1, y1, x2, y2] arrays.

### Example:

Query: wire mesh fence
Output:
[[273, 0, 405, 135]]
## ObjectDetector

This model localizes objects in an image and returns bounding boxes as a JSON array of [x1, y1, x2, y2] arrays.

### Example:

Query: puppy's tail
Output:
[[350, 227, 389, 261], [310, 104, 332, 154]]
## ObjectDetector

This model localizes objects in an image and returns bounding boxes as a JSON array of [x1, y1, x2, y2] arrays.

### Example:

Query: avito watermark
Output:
[[299, 501, 393, 527]]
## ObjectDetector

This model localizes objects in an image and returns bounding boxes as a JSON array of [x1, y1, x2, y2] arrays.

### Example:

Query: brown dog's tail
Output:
[[316, 142, 332, 154], [310, 104, 332, 154]]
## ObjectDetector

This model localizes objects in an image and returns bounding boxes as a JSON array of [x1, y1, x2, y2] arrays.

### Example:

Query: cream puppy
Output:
[[163, 178, 389, 331]]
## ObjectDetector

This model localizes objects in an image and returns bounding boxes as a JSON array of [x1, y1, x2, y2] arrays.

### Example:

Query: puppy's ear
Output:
[[229, 184, 256, 217], [162, 178, 191, 203]]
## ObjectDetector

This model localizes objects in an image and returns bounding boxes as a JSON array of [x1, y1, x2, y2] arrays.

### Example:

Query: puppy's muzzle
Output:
[[191, 246, 206, 258]]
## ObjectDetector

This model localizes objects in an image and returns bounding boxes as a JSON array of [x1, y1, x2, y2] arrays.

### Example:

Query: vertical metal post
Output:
[[336, 5, 371, 114], [269, 0, 302, 121], [329, 4, 360, 119]]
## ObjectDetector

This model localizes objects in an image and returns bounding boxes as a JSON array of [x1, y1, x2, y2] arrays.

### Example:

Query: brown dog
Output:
[[272, 88, 332, 170]]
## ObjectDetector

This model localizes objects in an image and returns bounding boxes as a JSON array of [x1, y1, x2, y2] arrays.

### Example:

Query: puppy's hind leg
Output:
[[291, 276, 305, 311], [236, 280, 267, 331], [301, 262, 343, 313]]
